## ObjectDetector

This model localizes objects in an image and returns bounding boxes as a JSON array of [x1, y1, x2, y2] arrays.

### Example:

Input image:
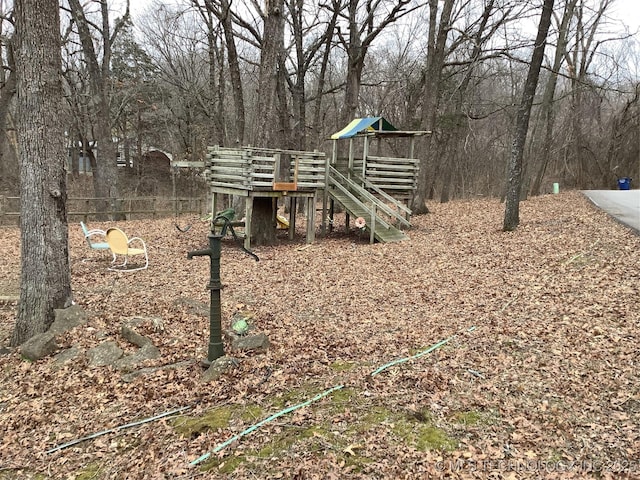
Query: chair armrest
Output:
[[86, 228, 107, 237], [127, 236, 147, 250]]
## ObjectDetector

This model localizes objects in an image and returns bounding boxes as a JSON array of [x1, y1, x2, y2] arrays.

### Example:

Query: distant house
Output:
[[68, 142, 173, 177]]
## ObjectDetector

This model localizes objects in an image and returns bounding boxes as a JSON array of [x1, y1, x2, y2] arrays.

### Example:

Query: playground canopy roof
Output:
[[330, 117, 430, 140]]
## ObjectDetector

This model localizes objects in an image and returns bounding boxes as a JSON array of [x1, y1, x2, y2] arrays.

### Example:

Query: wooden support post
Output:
[[306, 193, 316, 244], [272, 197, 277, 226], [289, 197, 297, 240], [244, 195, 253, 250], [273, 152, 282, 180], [322, 143, 334, 235], [273, 153, 297, 191], [348, 139, 354, 179], [370, 206, 376, 244], [362, 135, 369, 181], [405, 199, 411, 223], [329, 198, 335, 233]]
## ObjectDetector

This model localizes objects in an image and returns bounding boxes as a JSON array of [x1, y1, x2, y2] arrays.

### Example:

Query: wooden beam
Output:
[[272, 182, 298, 191], [289, 197, 297, 241], [306, 193, 316, 244], [171, 161, 205, 168], [244, 196, 253, 250]]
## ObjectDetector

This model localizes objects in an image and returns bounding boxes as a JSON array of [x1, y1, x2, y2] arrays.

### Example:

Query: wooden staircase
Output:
[[327, 167, 409, 243]]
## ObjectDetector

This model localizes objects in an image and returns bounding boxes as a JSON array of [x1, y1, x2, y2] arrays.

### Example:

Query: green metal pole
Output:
[[187, 209, 257, 367], [207, 232, 224, 363], [187, 232, 224, 366]]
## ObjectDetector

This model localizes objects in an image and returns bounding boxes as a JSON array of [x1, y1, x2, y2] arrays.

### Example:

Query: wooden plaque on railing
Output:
[[272, 182, 298, 191]]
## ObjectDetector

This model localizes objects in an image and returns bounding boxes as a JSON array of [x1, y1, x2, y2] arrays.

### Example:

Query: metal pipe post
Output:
[[206, 232, 223, 363], [187, 232, 224, 366]]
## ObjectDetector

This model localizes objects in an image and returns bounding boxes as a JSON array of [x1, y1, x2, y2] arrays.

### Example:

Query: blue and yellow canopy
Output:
[[330, 117, 398, 139]]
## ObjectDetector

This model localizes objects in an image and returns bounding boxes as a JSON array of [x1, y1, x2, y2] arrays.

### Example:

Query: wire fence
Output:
[[0, 195, 204, 226]]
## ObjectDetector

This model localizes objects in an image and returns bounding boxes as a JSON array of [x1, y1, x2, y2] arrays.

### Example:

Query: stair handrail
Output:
[[328, 166, 392, 231], [351, 173, 411, 227], [330, 166, 406, 228]]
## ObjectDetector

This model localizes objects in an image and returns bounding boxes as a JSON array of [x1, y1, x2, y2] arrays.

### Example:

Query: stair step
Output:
[[329, 187, 408, 243]]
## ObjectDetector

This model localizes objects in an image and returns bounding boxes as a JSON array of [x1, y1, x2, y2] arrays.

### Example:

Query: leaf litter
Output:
[[0, 191, 638, 479]]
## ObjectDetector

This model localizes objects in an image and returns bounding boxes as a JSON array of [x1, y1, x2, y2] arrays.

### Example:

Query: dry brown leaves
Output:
[[0, 191, 639, 479]]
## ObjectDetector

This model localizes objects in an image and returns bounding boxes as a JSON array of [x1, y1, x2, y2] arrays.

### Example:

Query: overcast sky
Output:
[[129, 0, 640, 30], [610, 0, 640, 32]]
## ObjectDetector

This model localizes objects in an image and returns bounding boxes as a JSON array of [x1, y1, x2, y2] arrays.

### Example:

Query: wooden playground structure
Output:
[[200, 117, 429, 247], [205, 146, 327, 247]]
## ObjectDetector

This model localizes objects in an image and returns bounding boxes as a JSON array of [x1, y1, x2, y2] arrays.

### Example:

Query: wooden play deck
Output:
[[205, 146, 327, 247]]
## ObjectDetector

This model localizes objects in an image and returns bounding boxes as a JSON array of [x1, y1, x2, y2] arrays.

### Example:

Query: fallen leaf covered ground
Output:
[[0, 191, 639, 479]]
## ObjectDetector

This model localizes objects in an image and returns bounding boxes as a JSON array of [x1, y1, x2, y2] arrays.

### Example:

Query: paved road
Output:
[[582, 190, 640, 234]]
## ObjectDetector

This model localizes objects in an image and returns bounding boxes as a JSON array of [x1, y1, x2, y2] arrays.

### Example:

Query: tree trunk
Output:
[[439, 0, 496, 204], [341, 3, 364, 128], [195, 1, 226, 146], [277, 56, 293, 149], [251, 197, 277, 246], [288, 0, 306, 151], [70, 139, 80, 176], [199, 6, 224, 146], [412, 0, 455, 214], [0, 36, 16, 139], [207, 27, 224, 146], [250, 0, 286, 246], [216, 0, 245, 146], [311, 0, 339, 143], [12, 0, 72, 345], [503, 0, 555, 231], [92, 108, 121, 219], [254, 0, 285, 148], [136, 106, 143, 174], [0, 36, 17, 188], [68, 0, 124, 220], [530, 0, 577, 196]]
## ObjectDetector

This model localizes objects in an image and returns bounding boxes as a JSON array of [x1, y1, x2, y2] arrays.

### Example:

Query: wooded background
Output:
[[0, 0, 638, 205]]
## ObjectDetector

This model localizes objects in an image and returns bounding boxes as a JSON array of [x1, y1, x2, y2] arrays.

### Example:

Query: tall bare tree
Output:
[[335, 0, 418, 128], [137, 5, 211, 160], [194, 0, 246, 146], [66, 0, 129, 220], [411, 0, 455, 214], [504, 0, 555, 231], [530, 0, 578, 196], [248, 0, 286, 246], [285, 0, 339, 150], [0, 12, 17, 190], [437, 0, 514, 203], [310, 0, 341, 144], [565, 0, 614, 188], [191, 1, 225, 146], [12, 0, 72, 345]]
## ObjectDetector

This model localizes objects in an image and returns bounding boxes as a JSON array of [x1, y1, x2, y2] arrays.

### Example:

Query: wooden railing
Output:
[[206, 145, 327, 193], [334, 154, 419, 200], [0, 195, 204, 225], [353, 155, 418, 195]]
